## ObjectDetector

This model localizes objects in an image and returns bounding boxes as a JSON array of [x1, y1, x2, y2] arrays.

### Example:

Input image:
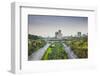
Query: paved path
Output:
[[62, 43, 77, 59], [28, 43, 51, 60]]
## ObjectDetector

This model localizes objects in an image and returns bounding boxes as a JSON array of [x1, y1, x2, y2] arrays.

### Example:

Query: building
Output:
[[77, 32, 81, 37], [55, 30, 62, 39], [82, 33, 88, 37]]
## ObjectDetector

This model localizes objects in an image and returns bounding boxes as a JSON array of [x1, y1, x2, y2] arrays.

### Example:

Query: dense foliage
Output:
[[42, 42, 68, 60], [28, 34, 46, 56], [28, 33, 88, 60], [28, 34, 43, 40], [64, 37, 88, 58]]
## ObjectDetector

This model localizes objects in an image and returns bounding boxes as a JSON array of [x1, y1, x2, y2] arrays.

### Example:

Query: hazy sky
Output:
[[28, 15, 88, 37]]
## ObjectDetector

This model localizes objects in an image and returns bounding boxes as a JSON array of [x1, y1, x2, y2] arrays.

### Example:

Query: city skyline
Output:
[[28, 15, 88, 37]]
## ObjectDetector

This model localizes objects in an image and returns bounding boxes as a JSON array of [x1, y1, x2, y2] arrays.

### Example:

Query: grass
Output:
[[64, 37, 88, 58], [42, 42, 68, 60]]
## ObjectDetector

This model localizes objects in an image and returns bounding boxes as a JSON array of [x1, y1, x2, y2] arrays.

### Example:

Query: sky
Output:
[[28, 15, 88, 37]]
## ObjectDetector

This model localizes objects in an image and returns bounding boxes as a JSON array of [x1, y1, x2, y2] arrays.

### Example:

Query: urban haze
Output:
[[28, 15, 88, 37]]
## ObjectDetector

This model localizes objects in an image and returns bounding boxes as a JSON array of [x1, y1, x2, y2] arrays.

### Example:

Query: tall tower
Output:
[[77, 32, 81, 37], [55, 32, 58, 38], [55, 30, 62, 39]]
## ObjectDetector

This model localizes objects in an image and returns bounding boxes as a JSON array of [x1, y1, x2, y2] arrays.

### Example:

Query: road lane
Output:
[[28, 43, 51, 60], [62, 43, 77, 59]]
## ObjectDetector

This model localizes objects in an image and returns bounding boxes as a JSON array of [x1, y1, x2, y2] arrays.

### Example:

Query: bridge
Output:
[[44, 38, 66, 43]]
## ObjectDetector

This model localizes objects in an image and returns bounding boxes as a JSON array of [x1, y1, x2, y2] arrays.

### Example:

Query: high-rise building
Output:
[[77, 32, 81, 37], [55, 30, 62, 39]]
